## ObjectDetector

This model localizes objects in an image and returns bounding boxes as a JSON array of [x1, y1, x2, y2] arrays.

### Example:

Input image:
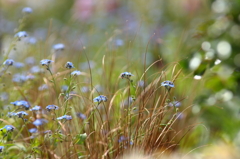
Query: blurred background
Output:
[[1, 0, 240, 156]]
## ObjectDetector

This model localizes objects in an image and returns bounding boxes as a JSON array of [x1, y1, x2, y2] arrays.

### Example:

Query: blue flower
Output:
[[40, 59, 53, 67], [33, 119, 48, 126], [15, 31, 28, 40], [30, 66, 44, 73], [14, 62, 24, 68], [22, 7, 33, 14], [30, 105, 41, 111], [11, 100, 30, 110], [0, 146, 4, 152], [120, 72, 133, 79], [3, 59, 14, 66], [65, 62, 74, 69], [76, 113, 86, 120], [161, 81, 174, 91], [57, 115, 72, 120], [168, 101, 181, 107], [0, 125, 15, 132], [52, 43, 65, 51], [93, 95, 107, 103], [71, 70, 81, 76], [29, 128, 38, 133], [7, 112, 16, 118], [15, 111, 28, 118], [46, 105, 59, 111]]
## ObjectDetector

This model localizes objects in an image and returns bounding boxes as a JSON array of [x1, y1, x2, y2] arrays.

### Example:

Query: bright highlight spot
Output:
[[217, 41, 231, 59]]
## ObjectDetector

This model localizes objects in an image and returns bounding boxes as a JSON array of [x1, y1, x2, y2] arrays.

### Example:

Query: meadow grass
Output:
[[0, 5, 209, 159]]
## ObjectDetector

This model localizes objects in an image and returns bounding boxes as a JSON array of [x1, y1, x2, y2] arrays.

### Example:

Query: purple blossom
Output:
[[93, 95, 107, 103], [57, 115, 72, 120], [11, 100, 30, 110], [33, 119, 48, 126], [120, 72, 133, 79], [65, 62, 74, 69], [40, 59, 53, 67], [0, 125, 15, 132], [46, 105, 59, 111], [3, 59, 14, 66]]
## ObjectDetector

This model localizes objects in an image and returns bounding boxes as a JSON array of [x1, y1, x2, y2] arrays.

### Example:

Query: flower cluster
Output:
[[46, 105, 59, 111], [15, 31, 28, 39], [33, 119, 48, 126], [40, 59, 53, 67], [161, 80, 174, 91], [11, 100, 30, 110], [3, 59, 14, 66], [71, 70, 81, 76], [120, 72, 133, 79], [0, 125, 15, 132], [65, 62, 74, 69], [8, 111, 28, 118], [57, 115, 72, 120], [93, 95, 108, 104], [52, 43, 65, 51], [30, 105, 41, 111]]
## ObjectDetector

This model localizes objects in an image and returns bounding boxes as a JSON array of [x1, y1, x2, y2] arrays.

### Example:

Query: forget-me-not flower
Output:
[[33, 119, 48, 126], [40, 59, 53, 67], [93, 95, 107, 104], [65, 62, 74, 69], [71, 70, 81, 76], [46, 105, 59, 111], [11, 100, 30, 110], [57, 115, 72, 120], [3, 59, 14, 66], [161, 80, 174, 91], [120, 72, 133, 79], [0, 125, 15, 132]]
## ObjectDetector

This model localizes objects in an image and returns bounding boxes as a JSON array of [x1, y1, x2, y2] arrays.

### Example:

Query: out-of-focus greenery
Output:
[[0, 0, 240, 158]]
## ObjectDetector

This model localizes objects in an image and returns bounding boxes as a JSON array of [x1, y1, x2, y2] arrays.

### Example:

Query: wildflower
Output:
[[168, 101, 181, 107], [30, 105, 41, 111], [46, 105, 59, 111], [76, 113, 86, 120], [11, 100, 30, 110], [0, 125, 15, 132], [38, 84, 48, 91], [71, 70, 81, 76], [7, 112, 16, 118], [30, 66, 44, 74], [15, 111, 28, 118], [52, 43, 65, 51], [40, 59, 53, 67], [57, 115, 72, 120], [14, 62, 24, 68], [93, 95, 107, 104], [161, 80, 174, 91], [33, 119, 48, 126], [3, 59, 14, 66], [120, 72, 133, 79], [14, 31, 28, 40], [22, 7, 33, 14], [61, 85, 69, 92], [29, 128, 38, 133], [0, 146, 4, 152], [12, 73, 34, 83], [65, 62, 74, 69], [118, 135, 127, 143]]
